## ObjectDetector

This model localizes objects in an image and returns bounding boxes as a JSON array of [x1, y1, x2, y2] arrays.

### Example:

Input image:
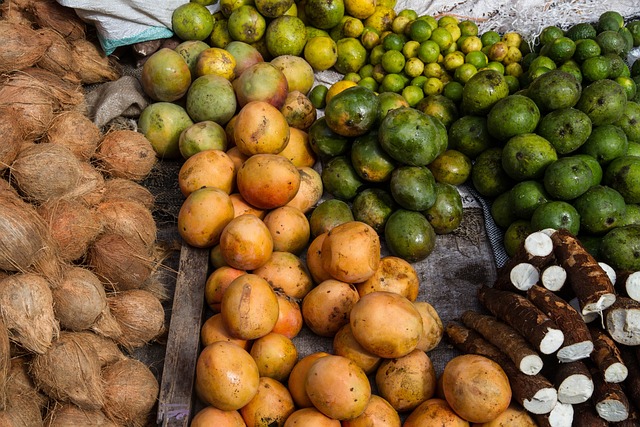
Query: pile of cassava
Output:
[[0, 1, 167, 425]]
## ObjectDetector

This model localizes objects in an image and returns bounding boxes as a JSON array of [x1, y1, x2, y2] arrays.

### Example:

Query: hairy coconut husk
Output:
[[36, 27, 81, 84], [108, 289, 165, 350], [0, 318, 9, 410], [10, 143, 85, 203], [96, 130, 157, 182], [0, 113, 24, 172], [37, 198, 102, 263], [0, 21, 51, 73], [0, 192, 63, 279], [0, 358, 46, 427], [45, 402, 118, 427], [102, 358, 159, 427], [70, 39, 120, 85], [74, 331, 126, 368], [44, 110, 102, 161], [0, 272, 59, 354], [51, 267, 108, 331], [0, 0, 35, 25], [69, 162, 106, 207], [102, 178, 155, 210], [29, 0, 86, 41], [0, 75, 56, 139], [22, 67, 86, 113], [87, 233, 155, 292], [30, 331, 104, 410], [96, 199, 157, 250]]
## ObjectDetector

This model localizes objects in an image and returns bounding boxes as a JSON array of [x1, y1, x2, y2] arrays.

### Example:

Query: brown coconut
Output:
[[45, 402, 118, 427], [96, 129, 157, 182], [102, 178, 155, 210], [75, 331, 126, 368], [51, 267, 109, 331], [108, 289, 165, 350], [0, 272, 59, 354], [70, 161, 107, 207], [22, 67, 86, 113], [0, 318, 9, 410], [30, 331, 104, 410], [102, 358, 159, 427], [0, 358, 46, 427], [0, 113, 24, 172], [70, 38, 121, 85], [0, 192, 62, 279], [44, 110, 102, 161], [87, 232, 154, 291], [30, 0, 86, 41], [37, 198, 103, 263], [36, 27, 81, 85], [0, 0, 35, 26], [0, 21, 51, 73], [11, 142, 85, 203], [0, 74, 57, 139], [96, 198, 157, 250]]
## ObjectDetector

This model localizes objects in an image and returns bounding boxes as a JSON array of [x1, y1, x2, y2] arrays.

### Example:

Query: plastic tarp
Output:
[[58, 0, 640, 55]]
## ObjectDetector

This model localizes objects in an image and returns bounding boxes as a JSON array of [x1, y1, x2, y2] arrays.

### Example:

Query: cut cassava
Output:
[[95, 129, 157, 182], [44, 109, 102, 161], [0, 272, 59, 354], [445, 322, 558, 415], [590, 326, 629, 383], [554, 360, 594, 404], [108, 289, 165, 350], [477, 286, 565, 355], [30, 331, 104, 410], [87, 232, 155, 291], [37, 197, 103, 262], [494, 230, 555, 292], [605, 297, 640, 346], [533, 402, 574, 427], [551, 228, 616, 315], [591, 365, 630, 422], [572, 402, 608, 427], [102, 358, 160, 427], [540, 265, 567, 292], [527, 285, 593, 362], [460, 310, 543, 375], [616, 270, 640, 302]]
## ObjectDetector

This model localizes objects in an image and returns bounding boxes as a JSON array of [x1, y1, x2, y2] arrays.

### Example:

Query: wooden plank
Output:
[[157, 243, 209, 426]]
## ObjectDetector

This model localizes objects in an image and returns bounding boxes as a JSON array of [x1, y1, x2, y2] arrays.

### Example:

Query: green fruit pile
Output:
[[309, 84, 461, 263], [466, 10, 640, 271]]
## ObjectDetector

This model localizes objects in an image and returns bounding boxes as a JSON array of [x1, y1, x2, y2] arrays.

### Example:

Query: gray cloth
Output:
[[85, 75, 148, 128]]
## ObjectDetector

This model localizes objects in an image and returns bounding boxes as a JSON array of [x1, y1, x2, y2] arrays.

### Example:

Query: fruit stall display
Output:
[[1, 0, 640, 426]]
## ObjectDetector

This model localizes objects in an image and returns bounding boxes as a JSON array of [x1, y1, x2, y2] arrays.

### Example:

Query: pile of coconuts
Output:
[[0, 1, 169, 425]]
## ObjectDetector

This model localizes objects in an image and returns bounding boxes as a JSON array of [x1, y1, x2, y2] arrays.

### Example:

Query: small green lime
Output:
[[308, 84, 328, 109], [503, 219, 532, 257], [530, 201, 581, 235], [490, 191, 517, 229]]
